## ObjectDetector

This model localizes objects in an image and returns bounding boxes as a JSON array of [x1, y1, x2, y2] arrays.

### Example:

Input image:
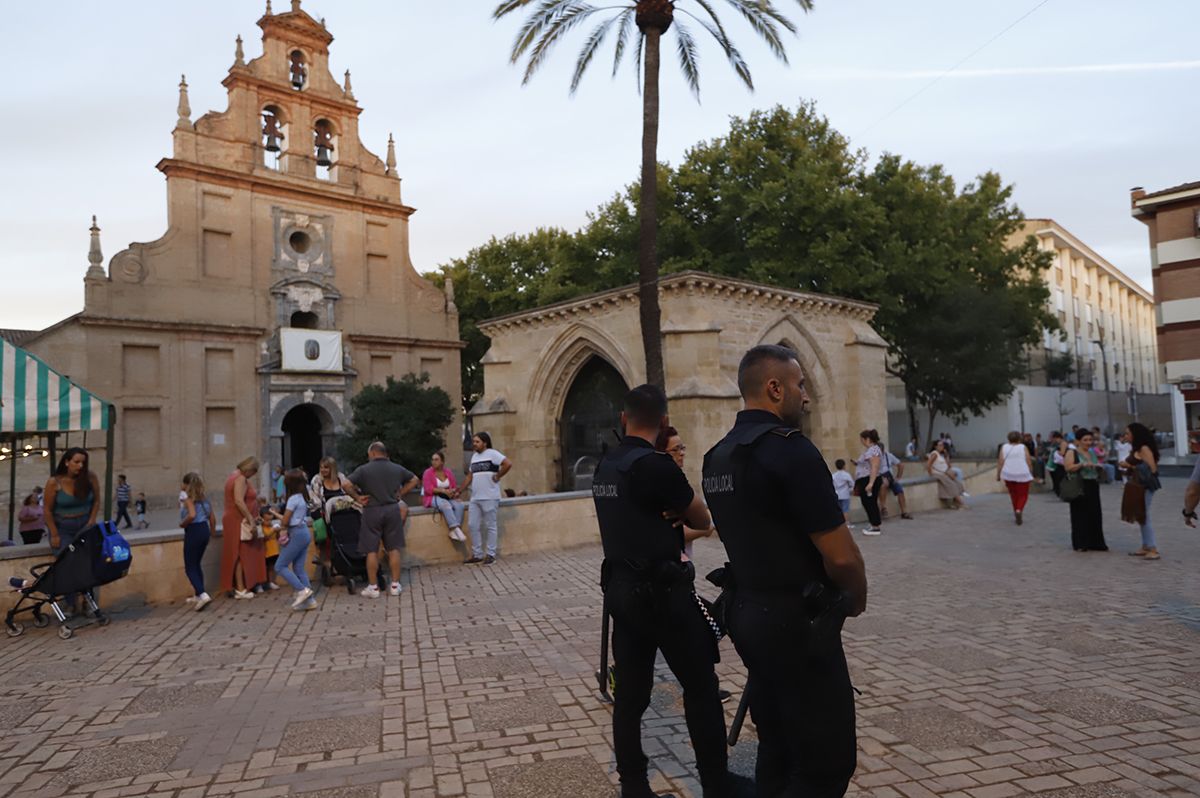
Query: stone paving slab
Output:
[[0, 479, 1196, 796]]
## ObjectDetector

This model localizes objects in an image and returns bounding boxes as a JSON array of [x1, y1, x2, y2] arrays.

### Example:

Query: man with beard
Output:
[[703, 345, 868, 797]]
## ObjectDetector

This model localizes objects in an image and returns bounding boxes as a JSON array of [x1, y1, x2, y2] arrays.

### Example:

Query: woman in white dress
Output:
[[996, 431, 1035, 525]]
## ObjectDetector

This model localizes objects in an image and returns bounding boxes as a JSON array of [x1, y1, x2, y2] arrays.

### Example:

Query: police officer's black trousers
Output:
[[729, 595, 856, 798], [607, 575, 728, 794]]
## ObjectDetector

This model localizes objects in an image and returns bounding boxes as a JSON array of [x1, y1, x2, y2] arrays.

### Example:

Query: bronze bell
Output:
[[263, 113, 284, 152], [315, 145, 333, 167]]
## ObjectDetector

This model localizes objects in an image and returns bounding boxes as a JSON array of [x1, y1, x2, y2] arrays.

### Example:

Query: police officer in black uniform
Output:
[[593, 384, 736, 798], [703, 345, 868, 798]]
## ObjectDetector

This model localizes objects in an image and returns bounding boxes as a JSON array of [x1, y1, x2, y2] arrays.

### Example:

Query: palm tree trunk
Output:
[[638, 28, 665, 388]]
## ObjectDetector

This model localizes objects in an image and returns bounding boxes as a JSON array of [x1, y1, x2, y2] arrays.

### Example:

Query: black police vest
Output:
[[592, 444, 682, 563], [703, 421, 830, 592]]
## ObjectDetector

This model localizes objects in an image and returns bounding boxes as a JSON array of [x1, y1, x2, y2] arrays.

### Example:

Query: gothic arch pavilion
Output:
[[472, 271, 887, 494]]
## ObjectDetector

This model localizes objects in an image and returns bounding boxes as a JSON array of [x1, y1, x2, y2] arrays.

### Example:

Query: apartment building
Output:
[[1016, 219, 1159, 395], [1132, 182, 1200, 455]]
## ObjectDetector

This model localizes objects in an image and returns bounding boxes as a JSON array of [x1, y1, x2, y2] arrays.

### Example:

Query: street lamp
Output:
[[1018, 389, 1025, 433], [1092, 338, 1114, 438]]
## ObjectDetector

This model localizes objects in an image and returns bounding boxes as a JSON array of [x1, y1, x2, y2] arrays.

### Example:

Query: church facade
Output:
[[24, 2, 462, 505]]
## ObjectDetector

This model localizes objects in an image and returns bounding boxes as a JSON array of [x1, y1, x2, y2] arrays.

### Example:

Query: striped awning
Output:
[[0, 339, 109, 433]]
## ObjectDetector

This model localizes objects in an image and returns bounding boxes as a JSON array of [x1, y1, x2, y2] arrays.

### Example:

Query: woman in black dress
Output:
[[1064, 429, 1107, 552]]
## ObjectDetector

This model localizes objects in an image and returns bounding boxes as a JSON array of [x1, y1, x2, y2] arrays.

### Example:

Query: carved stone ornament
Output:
[[286, 283, 325, 312], [111, 249, 147, 283]]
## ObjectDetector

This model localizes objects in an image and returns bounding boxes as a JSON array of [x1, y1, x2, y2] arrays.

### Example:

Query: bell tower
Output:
[[42, 0, 462, 498]]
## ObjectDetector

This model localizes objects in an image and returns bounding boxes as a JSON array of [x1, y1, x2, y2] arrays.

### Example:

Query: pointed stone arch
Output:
[[528, 322, 636, 420], [757, 315, 833, 402]]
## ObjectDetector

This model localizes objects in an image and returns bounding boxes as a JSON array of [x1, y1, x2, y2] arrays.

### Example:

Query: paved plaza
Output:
[[0, 479, 1197, 798]]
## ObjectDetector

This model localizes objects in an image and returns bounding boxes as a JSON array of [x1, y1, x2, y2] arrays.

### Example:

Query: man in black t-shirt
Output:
[[593, 384, 740, 798], [704, 345, 867, 798]]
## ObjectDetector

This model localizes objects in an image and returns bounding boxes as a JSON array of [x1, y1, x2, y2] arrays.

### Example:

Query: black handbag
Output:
[[1059, 470, 1085, 502]]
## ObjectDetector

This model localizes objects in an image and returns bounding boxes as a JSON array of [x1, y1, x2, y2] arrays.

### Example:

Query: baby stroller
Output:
[[6, 521, 131, 640], [328, 508, 371, 594]]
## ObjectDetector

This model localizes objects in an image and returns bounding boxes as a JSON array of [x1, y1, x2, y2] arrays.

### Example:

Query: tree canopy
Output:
[[436, 102, 1055, 439], [338, 374, 456, 471]]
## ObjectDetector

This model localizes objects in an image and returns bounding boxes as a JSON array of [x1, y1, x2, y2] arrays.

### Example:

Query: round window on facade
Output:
[[289, 230, 312, 254]]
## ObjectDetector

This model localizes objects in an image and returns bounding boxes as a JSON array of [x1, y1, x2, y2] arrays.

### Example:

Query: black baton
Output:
[[727, 681, 750, 745], [597, 595, 613, 704]]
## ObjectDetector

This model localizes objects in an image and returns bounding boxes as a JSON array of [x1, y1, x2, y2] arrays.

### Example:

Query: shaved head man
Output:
[[703, 344, 867, 797]]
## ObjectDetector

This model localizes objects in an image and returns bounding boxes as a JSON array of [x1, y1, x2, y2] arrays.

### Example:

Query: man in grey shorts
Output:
[[347, 442, 418, 598]]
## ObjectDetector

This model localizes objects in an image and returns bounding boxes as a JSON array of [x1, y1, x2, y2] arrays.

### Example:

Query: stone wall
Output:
[[0, 463, 1003, 615]]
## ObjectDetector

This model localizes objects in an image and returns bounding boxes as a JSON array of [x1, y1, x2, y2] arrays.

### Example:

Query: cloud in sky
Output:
[[808, 60, 1200, 80]]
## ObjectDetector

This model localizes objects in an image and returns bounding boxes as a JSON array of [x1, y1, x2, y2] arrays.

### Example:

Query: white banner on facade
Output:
[[281, 329, 343, 372]]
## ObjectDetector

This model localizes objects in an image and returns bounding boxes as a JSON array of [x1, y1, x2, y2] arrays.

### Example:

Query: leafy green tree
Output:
[[1043, 351, 1075, 385], [338, 374, 455, 471], [433, 227, 596, 408], [493, 0, 815, 388]]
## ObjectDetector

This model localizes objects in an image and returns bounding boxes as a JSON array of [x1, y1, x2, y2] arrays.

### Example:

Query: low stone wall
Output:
[[843, 459, 1006, 523], [0, 465, 1003, 614]]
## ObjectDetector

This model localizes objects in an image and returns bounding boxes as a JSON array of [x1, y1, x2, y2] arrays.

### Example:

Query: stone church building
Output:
[[23, 2, 462, 505], [471, 272, 888, 494]]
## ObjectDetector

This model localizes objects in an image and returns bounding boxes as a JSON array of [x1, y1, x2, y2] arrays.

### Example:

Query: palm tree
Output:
[[493, 0, 815, 389]]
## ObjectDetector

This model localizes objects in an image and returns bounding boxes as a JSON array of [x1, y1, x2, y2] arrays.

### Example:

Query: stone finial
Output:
[[234, 35, 245, 67], [444, 276, 456, 305], [386, 133, 396, 175], [265, 0, 272, 14], [291, 0, 301, 12], [343, 69, 355, 99], [176, 74, 192, 130], [85, 216, 106, 280]]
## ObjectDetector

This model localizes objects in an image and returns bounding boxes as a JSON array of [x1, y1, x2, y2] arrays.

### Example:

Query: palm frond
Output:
[[611, 7, 635, 77], [632, 25, 645, 93], [492, 0, 538, 18], [680, 3, 753, 89], [504, 1, 592, 65], [720, 0, 791, 63], [673, 20, 702, 97], [520, 4, 608, 84], [570, 13, 622, 93]]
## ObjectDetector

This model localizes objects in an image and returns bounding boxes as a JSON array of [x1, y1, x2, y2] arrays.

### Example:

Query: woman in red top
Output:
[[220, 456, 268, 599]]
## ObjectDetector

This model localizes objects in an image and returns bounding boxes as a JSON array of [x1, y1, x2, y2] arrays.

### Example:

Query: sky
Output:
[[1, 0, 1196, 331]]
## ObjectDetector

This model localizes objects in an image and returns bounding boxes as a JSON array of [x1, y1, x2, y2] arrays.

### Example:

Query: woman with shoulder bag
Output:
[[1119, 422, 1162, 560], [1063, 429, 1107, 552], [220, 456, 268, 600]]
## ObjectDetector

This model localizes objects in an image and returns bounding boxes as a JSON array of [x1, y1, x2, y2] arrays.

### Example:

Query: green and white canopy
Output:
[[0, 338, 109, 434]]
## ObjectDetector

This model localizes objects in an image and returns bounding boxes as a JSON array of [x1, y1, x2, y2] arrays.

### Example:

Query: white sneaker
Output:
[[291, 587, 314, 608], [452, 527, 466, 542], [234, 589, 255, 600], [360, 584, 380, 599], [389, 582, 403, 596], [266, 582, 280, 591], [194, 593, 212, 612], [862, 527, 882, 536], [301, 597, 318, 611], [184, 596, 197, 603]]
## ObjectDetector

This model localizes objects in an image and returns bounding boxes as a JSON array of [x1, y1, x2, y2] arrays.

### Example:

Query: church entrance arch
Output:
[[281, 403, 328, 478], [559, 356, 629, 491]]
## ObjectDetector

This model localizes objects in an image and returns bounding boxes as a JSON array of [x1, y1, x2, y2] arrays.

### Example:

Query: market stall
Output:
[[1, 338, 115, 541]]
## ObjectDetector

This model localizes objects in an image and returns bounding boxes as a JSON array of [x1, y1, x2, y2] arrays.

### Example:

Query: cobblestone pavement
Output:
[[0, 479, 1196, 798]]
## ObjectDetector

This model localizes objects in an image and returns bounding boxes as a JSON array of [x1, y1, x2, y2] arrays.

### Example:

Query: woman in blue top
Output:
[[179, 472, 215, 611], [270, 469, 317, 611]]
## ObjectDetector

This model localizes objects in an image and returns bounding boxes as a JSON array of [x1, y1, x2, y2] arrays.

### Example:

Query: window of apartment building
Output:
[[1085, 304, 1092, 324], [1072, 296, 1080, 317], [1054, 289, 1064, 311]]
